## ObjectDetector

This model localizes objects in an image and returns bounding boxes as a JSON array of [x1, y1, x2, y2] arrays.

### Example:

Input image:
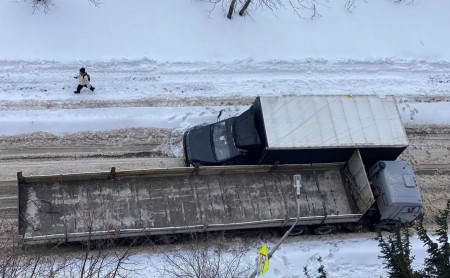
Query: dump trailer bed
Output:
[[18, 151, 373, 245]]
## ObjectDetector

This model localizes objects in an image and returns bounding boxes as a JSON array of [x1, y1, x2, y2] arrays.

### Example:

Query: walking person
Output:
[[74, 67, 95, 94]]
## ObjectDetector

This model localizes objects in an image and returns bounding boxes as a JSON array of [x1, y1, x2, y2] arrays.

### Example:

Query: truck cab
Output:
[[183, 106, 262, 166], [369, 161, 422, 224], [183, 95, 409, 167]]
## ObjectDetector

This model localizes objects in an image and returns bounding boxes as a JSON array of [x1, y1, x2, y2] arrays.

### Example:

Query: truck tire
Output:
[[313, 225, 336, 235], [154, 234, 180, 244], [342, 223, 363, 232], [289, 226, 309, 236], [372, 223, 394, 232], [119, 236, 147, 246]]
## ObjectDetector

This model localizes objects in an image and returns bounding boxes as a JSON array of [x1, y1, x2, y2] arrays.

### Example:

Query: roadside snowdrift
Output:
[[2, 0, 450, 62]]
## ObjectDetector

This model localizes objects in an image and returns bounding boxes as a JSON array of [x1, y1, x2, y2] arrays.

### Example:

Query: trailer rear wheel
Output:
[[313, 225, 336, 235], [289, 226, 309, 236], [119, 236, 147, 246], [342, 223, 362, 232], [154, 234, 180, 244], [372, 224, 394, 232]]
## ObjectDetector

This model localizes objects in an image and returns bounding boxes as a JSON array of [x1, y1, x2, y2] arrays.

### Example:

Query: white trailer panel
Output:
[[259, 95, 408, 150]]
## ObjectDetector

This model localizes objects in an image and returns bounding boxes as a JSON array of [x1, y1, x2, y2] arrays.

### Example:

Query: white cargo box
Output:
[[259, 95, 408, 150]]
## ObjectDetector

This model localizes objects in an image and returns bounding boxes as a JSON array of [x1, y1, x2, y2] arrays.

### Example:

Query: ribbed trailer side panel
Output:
[[253, 95, 408, 167], [259, 95, 408, 149], [18, 158, 370, 245]]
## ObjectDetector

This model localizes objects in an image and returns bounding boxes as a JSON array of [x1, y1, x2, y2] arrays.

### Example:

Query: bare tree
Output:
[[0, 207, 138, 278], [212, 0, 414, 20], [205, 0, 324, 20], [345, 0, 414, 13], [227, 0, 237, 19], [0, 211, 59, 278], [239, 0, 252, 16], [344, 0, 357, 13], [25, 0, 54, 13], [22, 0, 101, 13], [155, 232, 254, 278], [68, 240, 138, 278], [67, 199, 140, 278]]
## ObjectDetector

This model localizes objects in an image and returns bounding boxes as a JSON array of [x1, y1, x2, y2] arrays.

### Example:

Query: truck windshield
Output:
[[211, 121, 235, 161]]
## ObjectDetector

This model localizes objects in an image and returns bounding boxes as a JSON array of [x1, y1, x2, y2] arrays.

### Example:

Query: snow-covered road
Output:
[[1, 59, 449, 140], [1, 59, 449, 278], [1, 102, 450, 137], [1, 59, 449, 105]]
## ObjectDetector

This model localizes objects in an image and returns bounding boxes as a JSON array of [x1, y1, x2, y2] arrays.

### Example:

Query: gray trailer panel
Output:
[[345, 150, 375, 214], [18, 153, 371, 245]]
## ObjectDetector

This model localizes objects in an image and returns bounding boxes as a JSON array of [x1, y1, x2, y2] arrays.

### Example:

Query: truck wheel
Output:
[[119, 236, 147, 246], [372, 224, 394, 232], [154, 234, 180, 244], [342, 223, 363, 232], [289, 226, 309, 236], [313, 225, 336, 235]]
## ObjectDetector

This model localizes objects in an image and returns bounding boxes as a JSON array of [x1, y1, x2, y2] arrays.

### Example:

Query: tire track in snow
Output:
[[0, 59, 449, 109]]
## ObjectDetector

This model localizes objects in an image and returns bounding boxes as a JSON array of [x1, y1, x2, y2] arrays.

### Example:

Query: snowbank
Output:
[[2, 0, 450, 62]]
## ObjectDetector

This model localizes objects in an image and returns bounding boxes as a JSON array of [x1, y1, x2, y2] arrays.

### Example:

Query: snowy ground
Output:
[[1, 62, 448, 278], [2, 1, 450, 62], [1, 98, 450, 137], [1, 0, 450, 277], [1, 59, 450, 104], [131, 233, 430, 278], [1, 59, 449, 141]]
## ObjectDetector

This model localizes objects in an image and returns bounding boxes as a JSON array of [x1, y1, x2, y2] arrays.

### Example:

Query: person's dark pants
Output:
[[75, 84, 94, 93]]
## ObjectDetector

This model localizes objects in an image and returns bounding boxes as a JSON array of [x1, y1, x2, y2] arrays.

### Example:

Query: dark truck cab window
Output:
[[212, 120, 239, 161]]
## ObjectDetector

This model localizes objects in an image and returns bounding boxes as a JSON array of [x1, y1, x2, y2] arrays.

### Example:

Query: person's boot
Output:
[[90, 87, 95, 92], [74, 91, 80, 94]]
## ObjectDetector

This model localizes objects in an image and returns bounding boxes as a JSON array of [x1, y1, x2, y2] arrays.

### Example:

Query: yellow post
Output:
[[258, 244, 269, 275]]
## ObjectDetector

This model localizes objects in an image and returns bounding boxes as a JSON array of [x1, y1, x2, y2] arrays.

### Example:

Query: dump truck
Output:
[[183, 95, 408, 168], [18, 150, 422, 245]]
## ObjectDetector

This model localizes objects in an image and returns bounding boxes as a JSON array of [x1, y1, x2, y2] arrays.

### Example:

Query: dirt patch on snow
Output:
[[0, 127, 183, 159], [399, 126, 450, 230]]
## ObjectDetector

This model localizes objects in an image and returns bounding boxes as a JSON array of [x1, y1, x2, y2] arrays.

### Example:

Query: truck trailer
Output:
[[183, 95, 408, 167], [18, 150, 422, 245]]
